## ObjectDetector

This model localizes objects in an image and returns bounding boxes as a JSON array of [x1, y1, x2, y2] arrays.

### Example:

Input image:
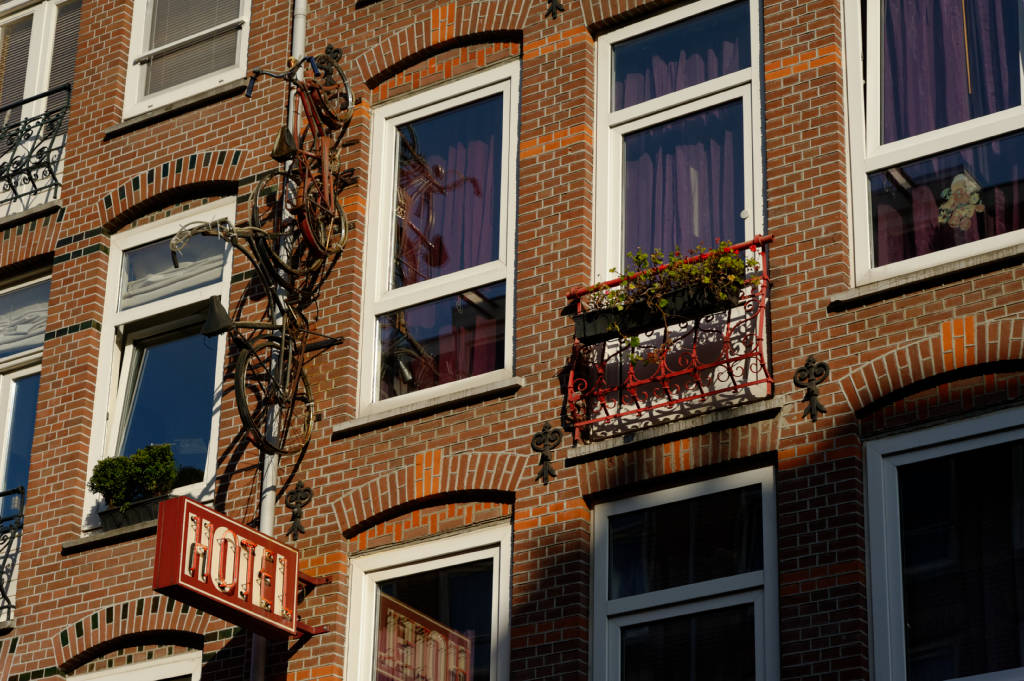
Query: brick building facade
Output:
[[1, 0, 1022, 680]]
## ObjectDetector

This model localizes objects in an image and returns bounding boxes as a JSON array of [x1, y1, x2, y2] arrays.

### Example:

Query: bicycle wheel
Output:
[[310, 54, 351, 129], [300, 174, 348, 256], [249, 170, 324, 278], [234, 335, 315, 455]]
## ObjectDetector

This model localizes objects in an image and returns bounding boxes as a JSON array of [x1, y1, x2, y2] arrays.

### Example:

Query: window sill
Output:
[[332, 376, 525, 438], [60, 518, 157, 555], [104, 79, 248, 140], [564, 396, 784, 465], [0, 618, 13, 632], [0, 199, 61, 231], [829, 243, 1024, 312]]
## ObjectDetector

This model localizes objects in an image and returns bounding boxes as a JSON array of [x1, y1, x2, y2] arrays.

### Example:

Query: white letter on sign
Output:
[[185, 513, 212, 582], [211, 526, 237, 594]]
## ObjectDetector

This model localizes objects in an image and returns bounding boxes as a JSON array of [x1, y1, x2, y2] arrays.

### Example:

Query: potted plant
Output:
[[574, 242, 755, 346], [88, 443, 179, 531]]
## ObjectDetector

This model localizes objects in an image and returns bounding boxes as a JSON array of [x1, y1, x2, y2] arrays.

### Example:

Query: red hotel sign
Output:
[[153, 496, 298, 638]]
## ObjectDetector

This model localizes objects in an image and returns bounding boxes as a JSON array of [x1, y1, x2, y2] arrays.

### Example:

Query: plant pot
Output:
[[573, 287, 741, 344], [97, 495, 169, 531]]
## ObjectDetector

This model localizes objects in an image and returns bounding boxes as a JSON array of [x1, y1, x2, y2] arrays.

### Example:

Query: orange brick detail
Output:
[[523, 25, 593, 61], [520, 124, 593, 160], [431, 3, 457, 45], [941, 316, 976, 371], [765, 44, 842, 81]]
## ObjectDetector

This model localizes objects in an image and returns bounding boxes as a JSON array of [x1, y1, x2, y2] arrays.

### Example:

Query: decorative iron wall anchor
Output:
[[794, 355, 829, 422], [531, 423, 562, 485], [544, 0, 566, 19], [285, 481, 313, 541]]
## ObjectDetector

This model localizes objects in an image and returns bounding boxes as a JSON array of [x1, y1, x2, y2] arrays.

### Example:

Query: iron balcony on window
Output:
[[0, 84, 71, 204], [563, 235, 774, 444], [0, 486, 25, 619]]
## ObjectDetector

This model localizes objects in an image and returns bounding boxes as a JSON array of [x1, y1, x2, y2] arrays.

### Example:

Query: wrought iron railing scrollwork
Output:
[[0, 486, 25, 620], [0, 84, 71, 204], [564, 235, 774, 444]]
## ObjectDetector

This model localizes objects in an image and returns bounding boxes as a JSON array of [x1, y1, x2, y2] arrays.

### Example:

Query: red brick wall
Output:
[[3, 0, 1024, 680]]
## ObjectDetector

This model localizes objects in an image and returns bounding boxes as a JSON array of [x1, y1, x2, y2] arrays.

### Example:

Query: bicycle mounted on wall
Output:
[[170, 45, 353, 457]]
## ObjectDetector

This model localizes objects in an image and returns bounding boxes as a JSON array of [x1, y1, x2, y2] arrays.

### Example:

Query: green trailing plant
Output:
[[583, 241, 756, 354], [87, 443, 178, 513]]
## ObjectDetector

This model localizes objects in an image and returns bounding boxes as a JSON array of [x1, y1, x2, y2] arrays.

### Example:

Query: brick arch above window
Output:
[[353, 2, 525, 89], [581, 0, 682, 31], [52, 594, 212, 673], [97, 149, 248, 233], [842, 316, 1024, 417], [333, 449, 530, 537]]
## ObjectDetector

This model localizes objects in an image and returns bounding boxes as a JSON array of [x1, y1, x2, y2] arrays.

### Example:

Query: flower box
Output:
[[97, 494, 169, 531], [573, 286, 742, 344]]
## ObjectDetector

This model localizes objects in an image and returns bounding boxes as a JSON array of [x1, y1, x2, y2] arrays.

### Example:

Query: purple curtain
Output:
[[613, 0, 749, 111], [882, 0, 1018, 142], [618, 44, 742, 111], [623, 101, 745, 259]]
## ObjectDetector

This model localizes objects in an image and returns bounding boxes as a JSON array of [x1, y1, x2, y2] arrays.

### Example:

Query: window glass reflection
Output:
[[870, 130, 1024, 266], [1, 372, 38, 518], [0, 280, 49, 360], [376, 559, 493, 681], [392, 95, 503, 289], [897, 441, 1024, 680], [612, 1, 749, 110], [120, 234, 225, 310], [620, 603, 755, 681], [378, 283, 505, 399], [118, 331, 216, 484], [608, 484, 762, 599]]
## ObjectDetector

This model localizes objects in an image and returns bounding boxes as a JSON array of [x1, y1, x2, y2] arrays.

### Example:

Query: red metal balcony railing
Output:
[[563, 235, 773, 444]]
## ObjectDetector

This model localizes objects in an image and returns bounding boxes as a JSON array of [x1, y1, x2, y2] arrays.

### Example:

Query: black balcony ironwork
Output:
[[0, 84, 70, 204], [0, 486, 24, 619]]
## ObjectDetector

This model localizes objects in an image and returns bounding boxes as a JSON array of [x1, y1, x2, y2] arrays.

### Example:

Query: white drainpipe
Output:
[[250, 3, 308, 680]]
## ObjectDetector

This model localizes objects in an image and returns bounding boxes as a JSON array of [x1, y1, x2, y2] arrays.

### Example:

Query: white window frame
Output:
[[72, 650, 202, 681], [359, 61, 519, 414], [345, 523, 512, 681], [867, 404, 1024, 681], [594, 0, 762, 278], [592, 467, 779, 681], [122, 0, 250, 119], [85, 199, 232, 527], [845, 0, 1024, 285]]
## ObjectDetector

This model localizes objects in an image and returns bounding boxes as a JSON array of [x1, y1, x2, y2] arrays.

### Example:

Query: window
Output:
[[848, 0, 1024, 282], [867, 406, 1024, 681], [72, 651, 202, 681], [345, 524, 511, 681], [0, 0, 80, 214], [595, 0, 761, 274], [87, 200, 231, 522], [0, 275, 46, 621], [360, 62, 518, 412], [593, 468, 778, 681], [123, 0, 250, 118]]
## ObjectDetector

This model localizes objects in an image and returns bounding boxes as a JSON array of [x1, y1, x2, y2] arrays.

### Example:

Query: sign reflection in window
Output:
[[375, 559, 492, 681]]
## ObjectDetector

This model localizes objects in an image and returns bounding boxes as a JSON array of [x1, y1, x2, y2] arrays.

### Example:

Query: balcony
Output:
[[0, 85, 70, 216], [0, 486, 24, 623], [563, 235, 773, 444]]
